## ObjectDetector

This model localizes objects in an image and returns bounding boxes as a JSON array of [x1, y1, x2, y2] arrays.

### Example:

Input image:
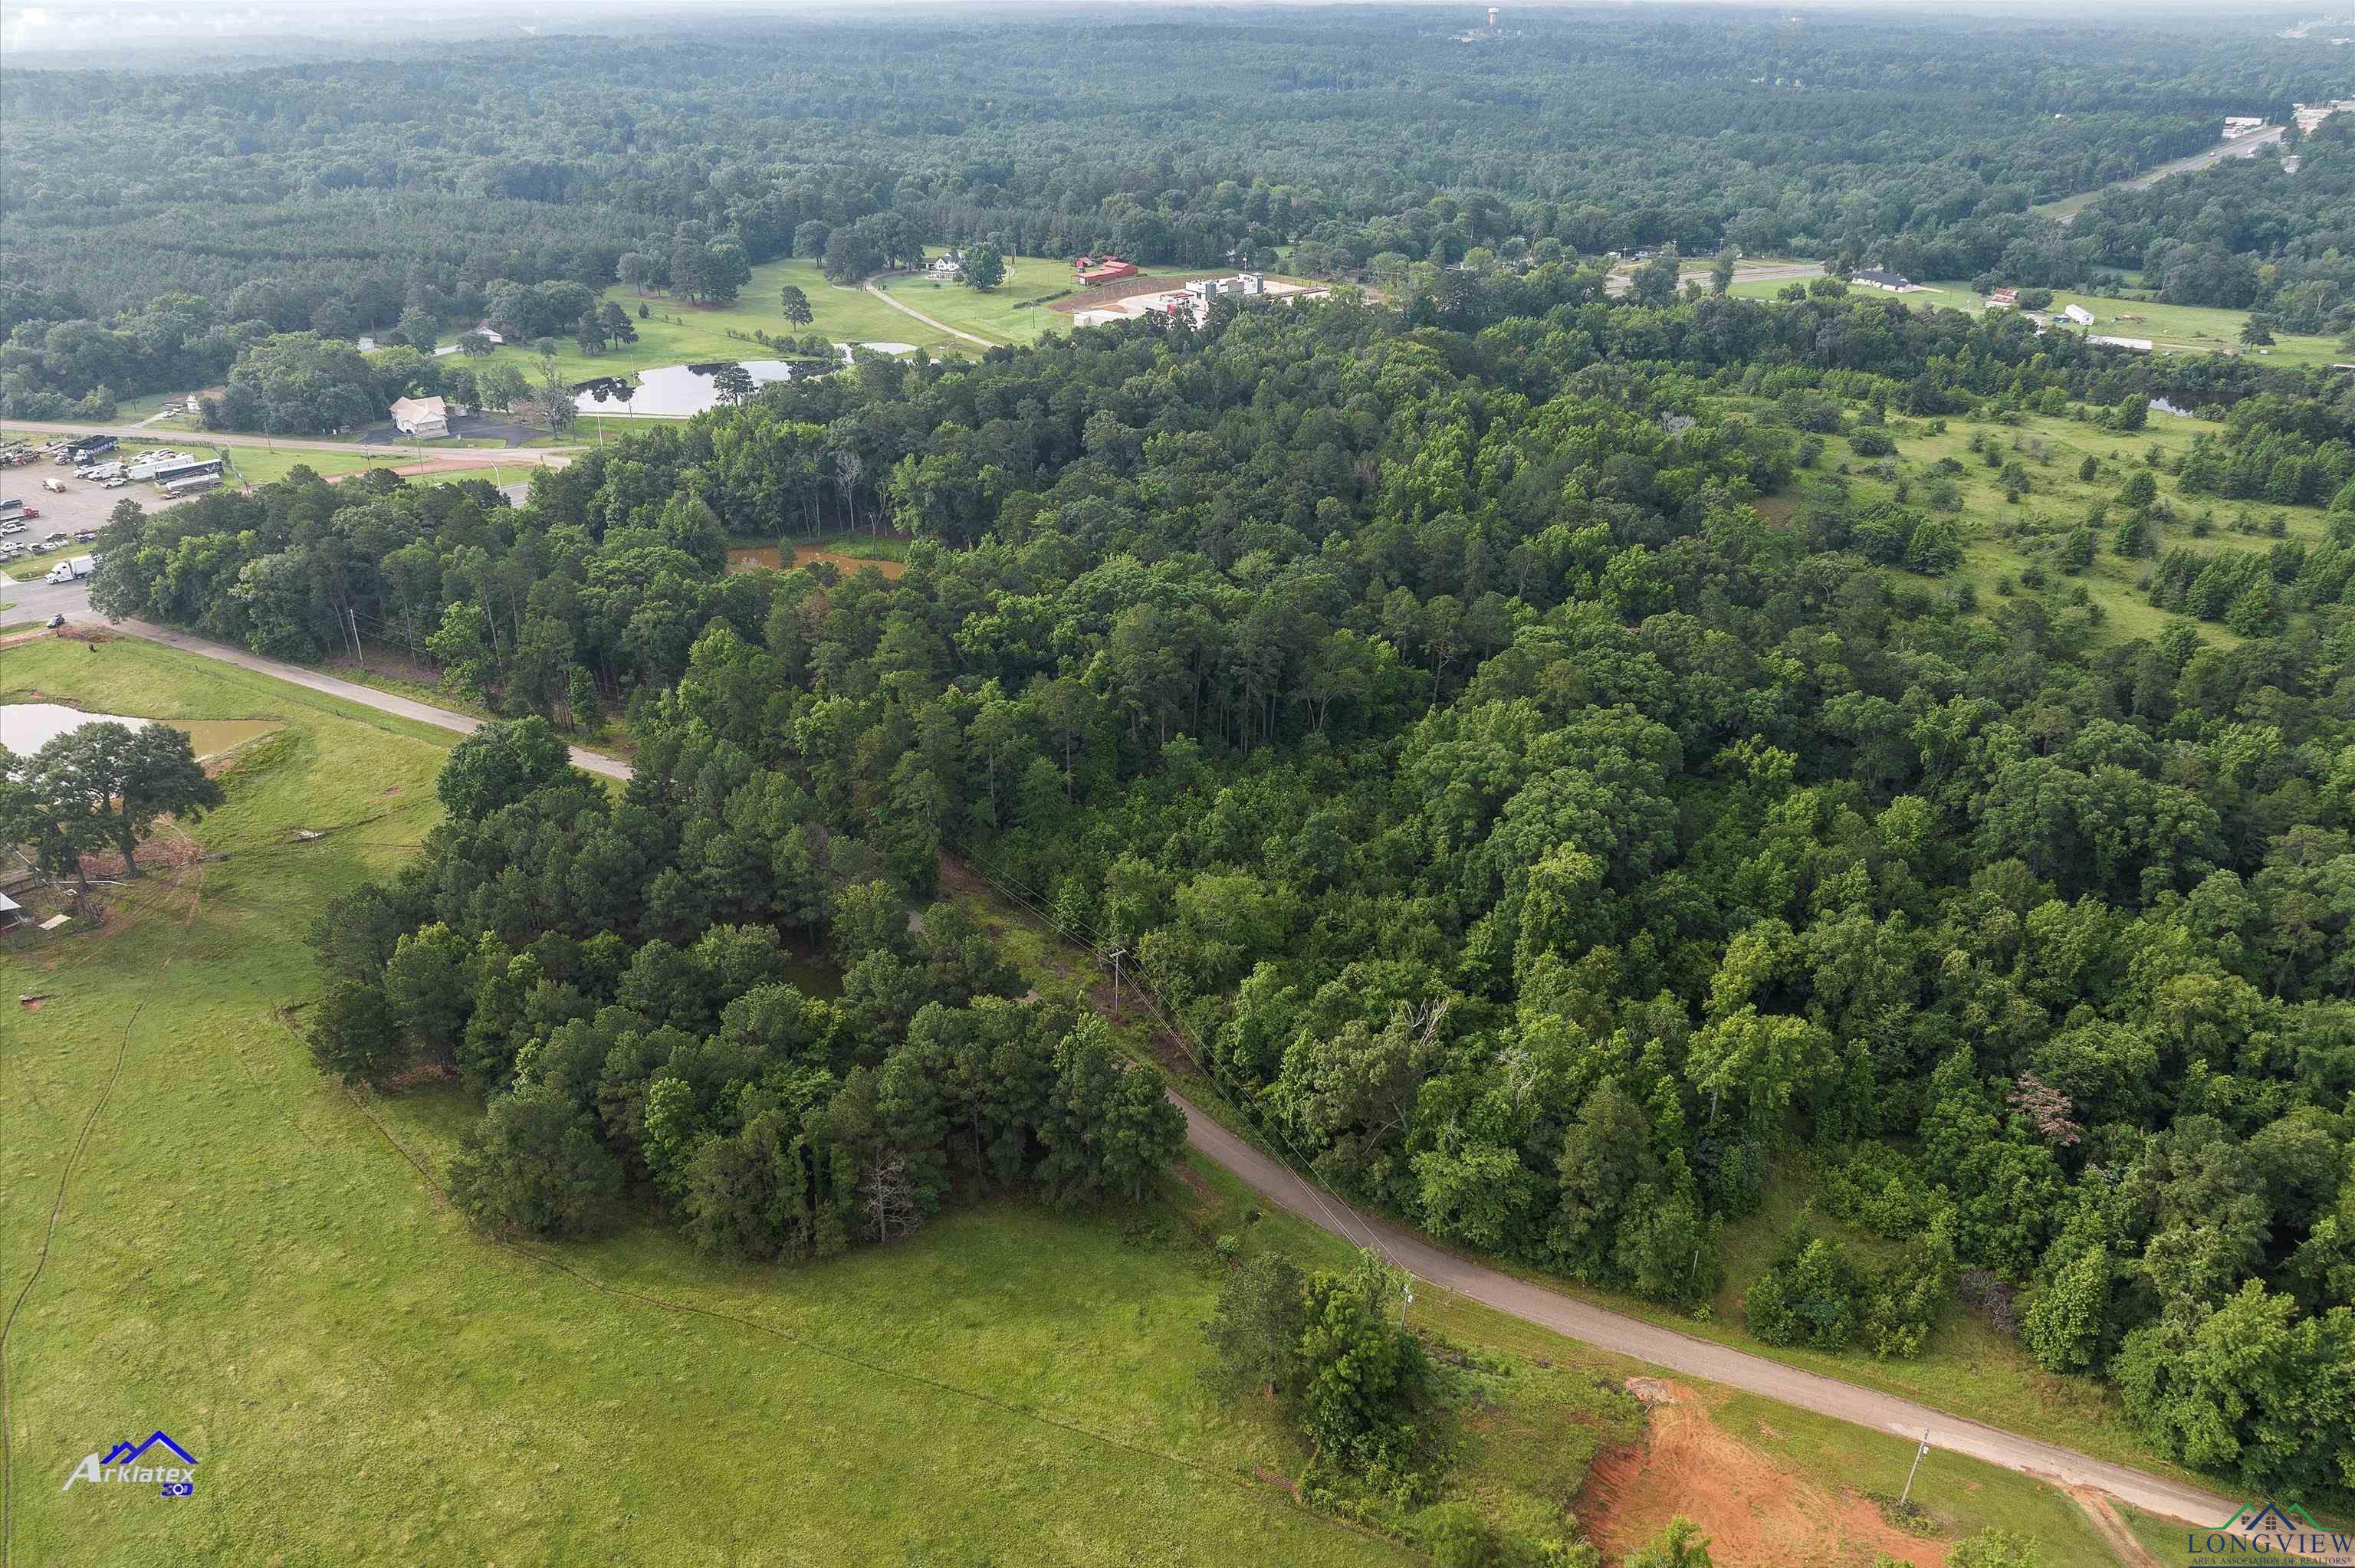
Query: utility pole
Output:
[[1900, 1430, 1931, 1507], [1107, 946, 1127, 1007], [1400, 1277, 1414, 1327], [348, 607, 366, 672]]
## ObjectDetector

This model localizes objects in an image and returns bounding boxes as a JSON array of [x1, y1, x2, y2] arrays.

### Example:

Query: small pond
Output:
[[2, 703, 278, 760], [573, 359, 802, 418]]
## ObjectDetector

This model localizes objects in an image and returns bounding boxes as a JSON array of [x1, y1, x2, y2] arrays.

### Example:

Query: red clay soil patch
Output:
[[2071, 1488, 2164, 1568], [78, 834, 205, 881], [1050, 274, 1176, 313], [1580, 1403, 1947, 1568]]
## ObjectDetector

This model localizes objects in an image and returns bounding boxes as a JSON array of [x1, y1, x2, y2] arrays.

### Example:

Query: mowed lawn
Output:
[[445, 259, 977, 388], [878, 256, 1079, 346], [0, 638, 1414, 1568]]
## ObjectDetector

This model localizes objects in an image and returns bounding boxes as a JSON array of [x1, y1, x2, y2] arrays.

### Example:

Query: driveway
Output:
[[864, 278, 998, 348]]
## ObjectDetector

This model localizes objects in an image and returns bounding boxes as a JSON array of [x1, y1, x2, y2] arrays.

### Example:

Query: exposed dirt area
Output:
[[2071, 1488, 2165, 1568], [725, 543, 909, 579], [1581, 1399, 1949, 1568], [1051, 273, 1187, 313]]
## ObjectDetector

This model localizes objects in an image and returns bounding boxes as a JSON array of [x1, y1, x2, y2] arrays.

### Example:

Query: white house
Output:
[[927, 251, 967, 279], [2063, 304, 2096, 326], [389, 395, 453, 439]]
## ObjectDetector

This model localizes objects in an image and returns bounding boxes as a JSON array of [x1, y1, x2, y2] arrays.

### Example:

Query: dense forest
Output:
[[5, 8, 2353, 415], [85, 272, 2355, 1504]]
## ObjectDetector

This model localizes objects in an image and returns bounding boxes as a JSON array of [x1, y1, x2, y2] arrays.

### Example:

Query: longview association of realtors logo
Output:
[[2188, 1502, 2354, 1567], [61, 1430, 199, 1497]]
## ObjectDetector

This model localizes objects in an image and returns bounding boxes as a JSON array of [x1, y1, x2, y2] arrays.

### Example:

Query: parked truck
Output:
[[57, 435, 117, 464], [45, 553, 97, 585]]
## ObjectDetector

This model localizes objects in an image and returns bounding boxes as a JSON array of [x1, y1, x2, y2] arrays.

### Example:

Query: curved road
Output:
[[1181, 1106, 2238, 1531], [0, 602, 2244, 1536], [4, 581, 626, 781]]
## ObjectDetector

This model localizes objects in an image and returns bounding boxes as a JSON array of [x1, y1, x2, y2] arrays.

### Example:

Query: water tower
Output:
[[1487, 7, 1499, 27]]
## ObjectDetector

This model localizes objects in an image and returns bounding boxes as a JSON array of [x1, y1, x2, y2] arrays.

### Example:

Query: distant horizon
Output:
[[5, 0, 2338, 58]]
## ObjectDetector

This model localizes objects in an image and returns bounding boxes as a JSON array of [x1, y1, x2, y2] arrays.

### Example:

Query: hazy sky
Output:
[[0, 0, 2314, 56]]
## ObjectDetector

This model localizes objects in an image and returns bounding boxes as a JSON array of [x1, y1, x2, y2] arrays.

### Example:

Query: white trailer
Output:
[[45, 553, 97, 584], [125, 451, 191, 481]]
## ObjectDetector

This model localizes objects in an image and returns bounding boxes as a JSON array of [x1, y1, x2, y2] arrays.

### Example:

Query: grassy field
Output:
[[1775, 402, 2337, 646], [9, 634, 2291, 1566], [1728, 277, 2351, 368], [4, 637, 1697, 1567], [877, 256, 1078, 346], [445, 258, 1005, 387], [942, 865, 2285, 1563], [214, 447, 386, 486]]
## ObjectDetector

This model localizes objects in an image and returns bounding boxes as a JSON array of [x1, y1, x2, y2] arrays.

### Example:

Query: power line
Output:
[[957, 852, 1398, 1268]]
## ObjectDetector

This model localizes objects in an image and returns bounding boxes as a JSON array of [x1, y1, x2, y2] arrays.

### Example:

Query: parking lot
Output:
[[0, 453, 192, 583]]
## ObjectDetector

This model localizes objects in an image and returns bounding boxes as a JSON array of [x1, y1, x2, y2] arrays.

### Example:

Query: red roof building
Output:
[[1075, 256, 1138, 286]]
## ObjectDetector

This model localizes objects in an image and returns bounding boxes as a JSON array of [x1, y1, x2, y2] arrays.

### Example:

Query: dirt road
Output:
[[862, 279, 1000, 348], [0, 609, 2247, 1536]]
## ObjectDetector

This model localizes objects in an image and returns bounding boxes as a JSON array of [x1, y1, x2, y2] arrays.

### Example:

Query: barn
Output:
[[1074, 255, 1139, 286]]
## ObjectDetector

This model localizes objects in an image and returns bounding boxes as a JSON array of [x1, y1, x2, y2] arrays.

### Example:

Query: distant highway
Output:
[[2045, 124, 2288, 225]]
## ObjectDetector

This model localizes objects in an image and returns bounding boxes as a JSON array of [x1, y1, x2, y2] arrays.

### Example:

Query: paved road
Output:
[[2, 417, 586, 461], [862, 279, 1000, 349], [1178, 1104, 2238, 1531], [2047, 125, 2288, 225], [4, 580, 626, 781], [0, 602, 2248, 1536]]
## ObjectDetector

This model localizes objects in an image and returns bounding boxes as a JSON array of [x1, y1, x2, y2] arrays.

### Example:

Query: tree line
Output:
[[96, 276, 2355, 1502]]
